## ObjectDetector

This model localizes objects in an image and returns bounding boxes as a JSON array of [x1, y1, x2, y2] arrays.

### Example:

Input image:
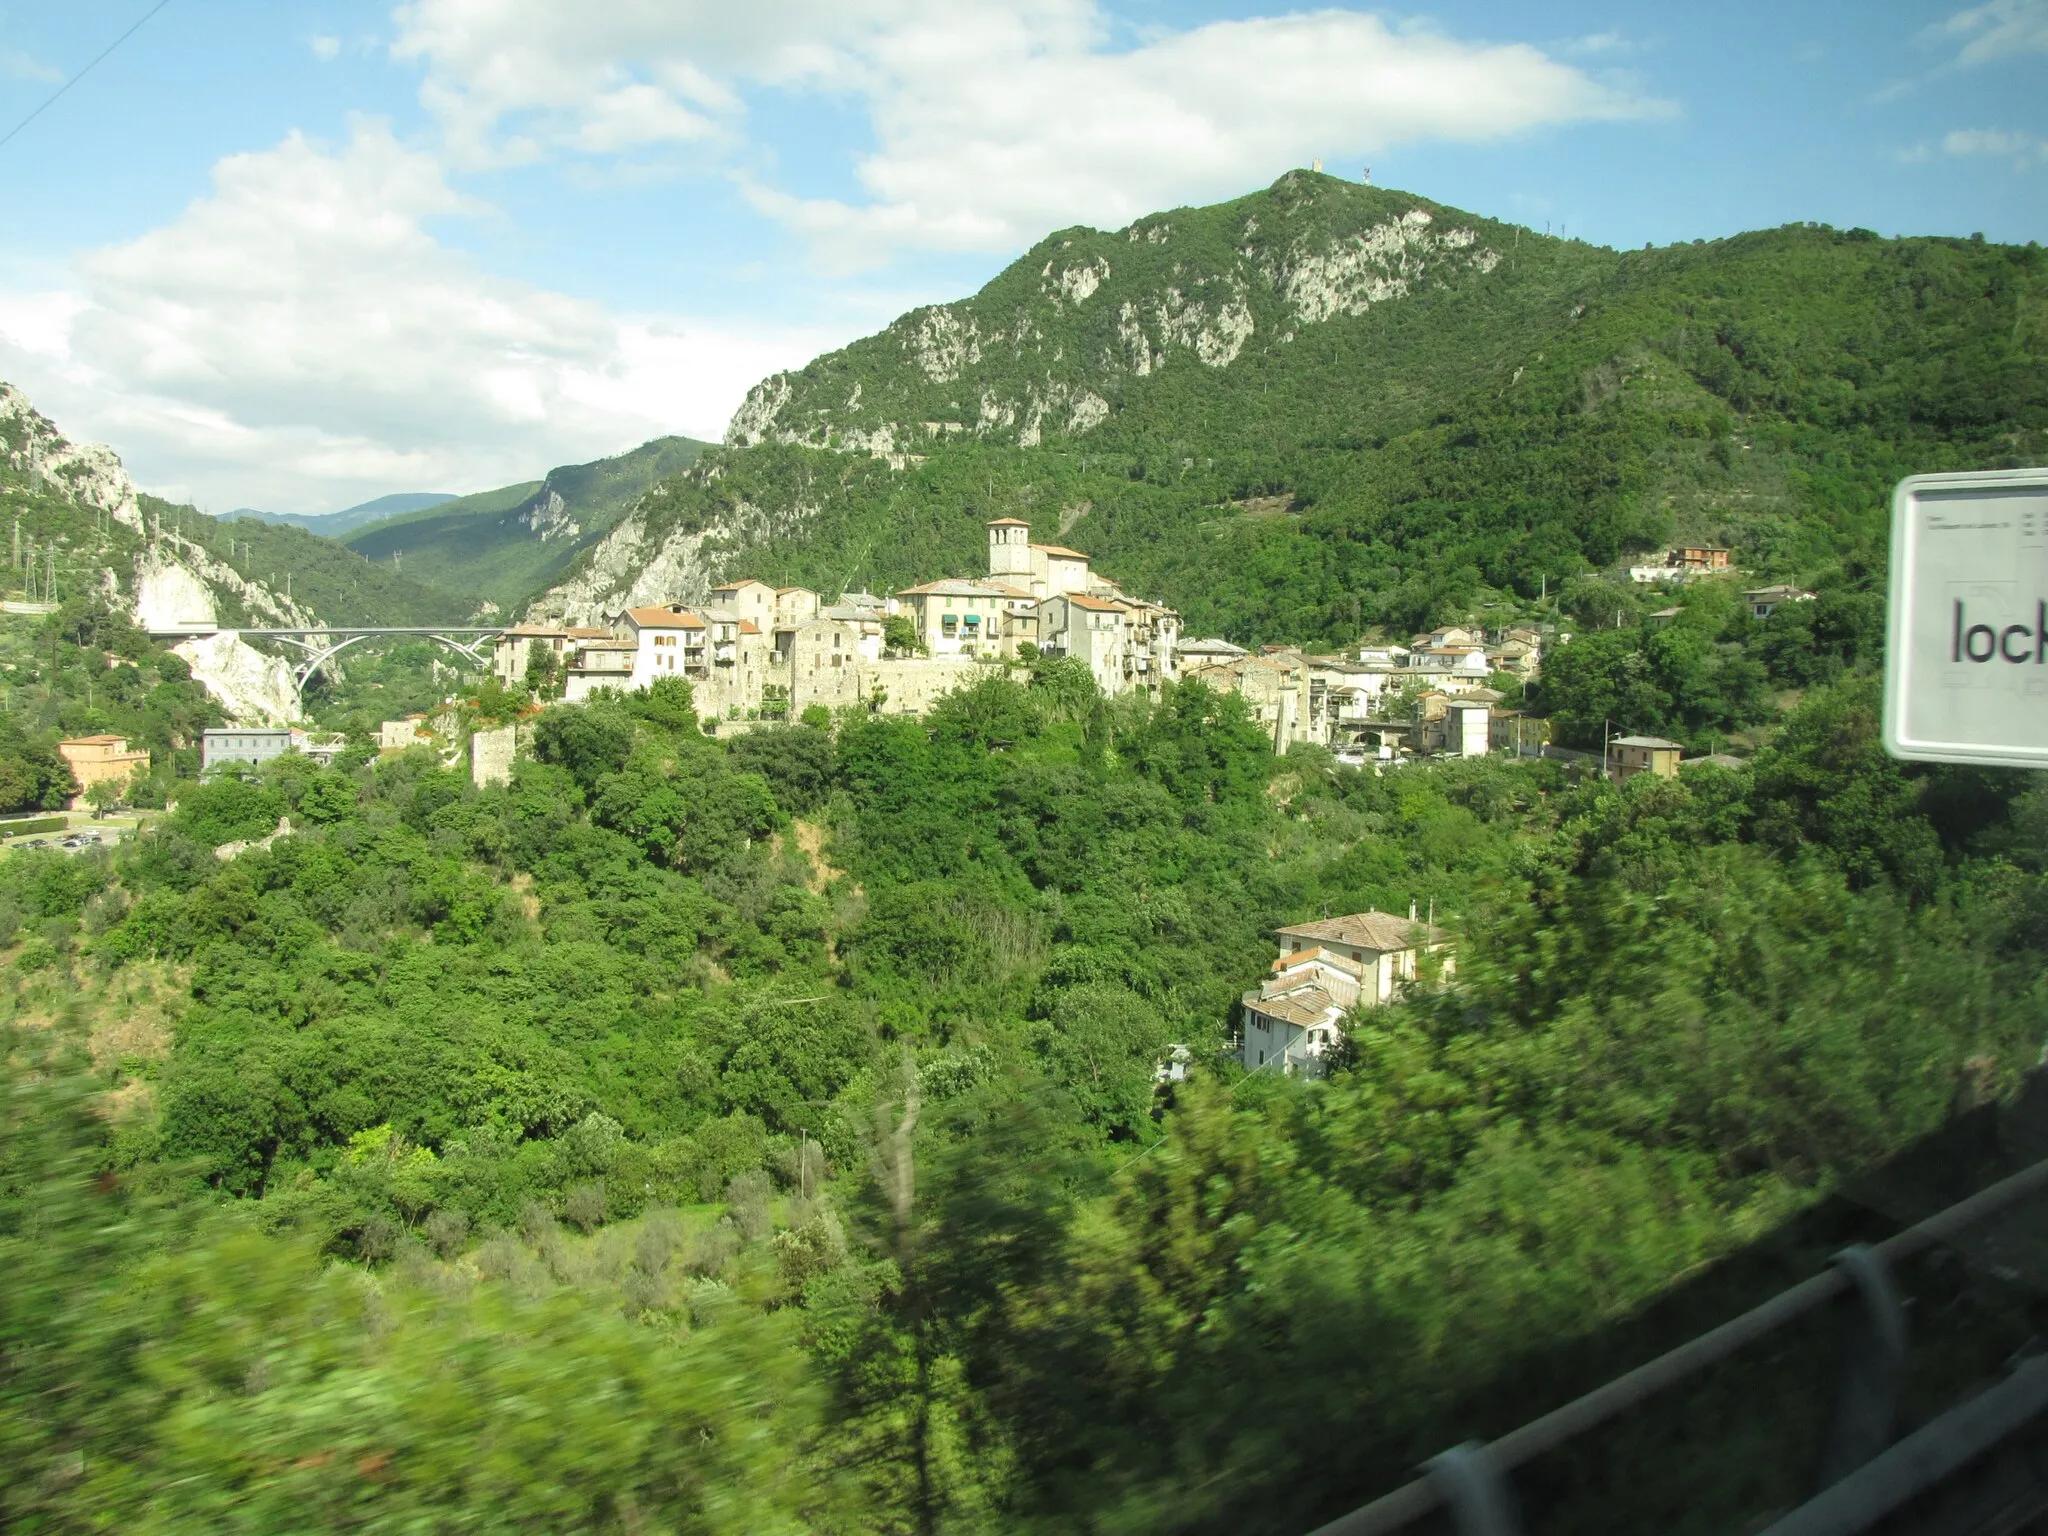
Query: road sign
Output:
[[1885, 468, 2048, 768]]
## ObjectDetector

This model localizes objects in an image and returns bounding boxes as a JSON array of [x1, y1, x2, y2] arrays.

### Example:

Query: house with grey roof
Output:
[[1240, 910, 1453, 1077]]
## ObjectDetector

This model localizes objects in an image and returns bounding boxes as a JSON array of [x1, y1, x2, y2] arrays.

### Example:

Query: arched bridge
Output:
[[147, 625, 507, 703]]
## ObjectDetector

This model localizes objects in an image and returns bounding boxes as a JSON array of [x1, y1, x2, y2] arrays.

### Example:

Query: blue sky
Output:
[[0, 0, 2043, 514]]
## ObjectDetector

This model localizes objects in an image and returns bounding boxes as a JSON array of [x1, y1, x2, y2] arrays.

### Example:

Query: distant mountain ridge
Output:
[[232, 492, 458, 538], [342, 436, 710, 614]]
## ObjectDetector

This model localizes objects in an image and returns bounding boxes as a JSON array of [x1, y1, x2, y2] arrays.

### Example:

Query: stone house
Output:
[[491, 624, 608, 686], [563, 639, 636, 700], [1185, 652, 1307, 753], [770, 616, 870, 714], [773, 586, 820, 626], [708, 579, 778, 633], [1039, 592, 1132, 693]]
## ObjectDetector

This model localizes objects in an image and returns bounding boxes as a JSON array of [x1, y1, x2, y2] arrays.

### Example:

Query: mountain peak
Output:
[[725, 179, 1516, 457]]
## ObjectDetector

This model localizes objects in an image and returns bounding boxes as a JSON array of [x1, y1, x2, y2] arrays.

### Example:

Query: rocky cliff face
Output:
[[3, 381, 319, 723], [525, 484, 814, 624], [726, 172, 1505, 457], [170, 631, 300, 725], [1, 382, 145, 531]]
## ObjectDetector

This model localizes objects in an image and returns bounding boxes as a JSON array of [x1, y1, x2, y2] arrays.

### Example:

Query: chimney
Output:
[[1409, 900, 1417, 921]]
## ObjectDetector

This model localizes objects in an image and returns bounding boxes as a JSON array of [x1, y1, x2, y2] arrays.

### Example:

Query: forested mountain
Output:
[[345, 435, 711, 614], [537, 171, 2047, 640]]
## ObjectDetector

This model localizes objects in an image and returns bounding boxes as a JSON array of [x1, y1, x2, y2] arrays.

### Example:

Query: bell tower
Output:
[[987, 517, 1031, 580]]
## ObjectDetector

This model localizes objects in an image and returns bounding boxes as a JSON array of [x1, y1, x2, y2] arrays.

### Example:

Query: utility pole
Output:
[[1602, 718, 1611, 781]]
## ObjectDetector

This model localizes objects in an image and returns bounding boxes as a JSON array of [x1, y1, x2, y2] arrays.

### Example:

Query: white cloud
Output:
[[3, 47, 63, 83], [1939, 126, 2048, 165], [1938, 0, 2048, 63], [1563, 31, 1631, 56], [392, 0, 1672, 264], [0, 120, 839, 512], [1944, 127, 2032, 154], [311, 35, 342, 62]]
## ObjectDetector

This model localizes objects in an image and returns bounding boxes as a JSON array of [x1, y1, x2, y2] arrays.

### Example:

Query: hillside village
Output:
[[482, 515, 1584, 762]]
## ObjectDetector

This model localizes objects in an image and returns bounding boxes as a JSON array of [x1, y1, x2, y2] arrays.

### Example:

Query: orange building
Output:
[[57, 735, 150, 808]]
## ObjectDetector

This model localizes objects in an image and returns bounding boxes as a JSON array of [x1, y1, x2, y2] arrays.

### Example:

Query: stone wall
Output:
[[472, 724, 518, 788]]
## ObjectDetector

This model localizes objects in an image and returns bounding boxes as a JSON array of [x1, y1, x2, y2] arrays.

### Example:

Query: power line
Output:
[[0, 0, 175, 156]]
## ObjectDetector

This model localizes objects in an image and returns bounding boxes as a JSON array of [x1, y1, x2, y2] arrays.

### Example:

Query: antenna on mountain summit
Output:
[[1362, 166, 1371, 184]]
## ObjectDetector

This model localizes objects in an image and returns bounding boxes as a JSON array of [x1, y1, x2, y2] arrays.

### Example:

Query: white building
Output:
[[1240, 911, 1452, 1077], [1745, 584, 1815, 620], [986, 517, 1094, 601], [614, 604, 709, 687], [1038, 592, 1132, 694]]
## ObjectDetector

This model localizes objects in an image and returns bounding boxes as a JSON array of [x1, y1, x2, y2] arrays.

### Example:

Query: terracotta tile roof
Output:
[[1242, 985, 1342, 1028], [1276, 911, 1440, 952], [62, 734, 127, 746], [1064, 593, 1128, 612], [1031, 543, 1090, 559], [566, 626, 611, 638], [897, 579, 1006, 597], [711, 578, 771, 592], [622, 606, 707, 629], [774, 586, 816, 596], [986, 517, 1030, 527], [738, 620, 761, 634], [1272, 946, 1364, 976]]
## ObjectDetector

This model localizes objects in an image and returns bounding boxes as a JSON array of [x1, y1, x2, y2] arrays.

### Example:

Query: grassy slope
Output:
[[346, 437, 711, 613]]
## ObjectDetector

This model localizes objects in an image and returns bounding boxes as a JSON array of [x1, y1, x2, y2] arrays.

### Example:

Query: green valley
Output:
[[4, 166, 2047, 1536]]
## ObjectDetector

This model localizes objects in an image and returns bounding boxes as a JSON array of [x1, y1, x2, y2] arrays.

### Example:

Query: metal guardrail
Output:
[[1308, 1154, 2048, 1536]]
